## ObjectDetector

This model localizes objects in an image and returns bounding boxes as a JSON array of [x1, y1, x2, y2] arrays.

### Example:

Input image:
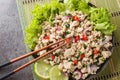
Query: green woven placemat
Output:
[[16, 0, 120, 80]]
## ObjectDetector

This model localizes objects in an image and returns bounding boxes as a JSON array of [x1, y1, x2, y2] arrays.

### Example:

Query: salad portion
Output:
[[34, 10, 112, 79], [25, 0, 116, 80]]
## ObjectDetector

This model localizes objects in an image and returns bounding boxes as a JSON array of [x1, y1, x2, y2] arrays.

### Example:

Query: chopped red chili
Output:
[[51, 55, 55, 60], [82, 34, 88, 41], [44, 35, 50, 40], [73, 60, 78, 65], [93, 49, 99, 54], [73, 16, 80, 21], [75, 36, 80, 42], [65, 37, 71, 43], [80, 54, 85, 59]]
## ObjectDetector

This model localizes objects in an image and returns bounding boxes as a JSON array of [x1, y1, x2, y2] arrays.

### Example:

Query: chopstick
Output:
[[0, 38, 71, 80], [0, 42, 67, 80], [0, 39, 65, 68]]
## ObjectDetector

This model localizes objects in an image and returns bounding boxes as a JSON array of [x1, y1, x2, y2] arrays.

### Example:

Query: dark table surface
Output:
[[0, 0, 33, 80]]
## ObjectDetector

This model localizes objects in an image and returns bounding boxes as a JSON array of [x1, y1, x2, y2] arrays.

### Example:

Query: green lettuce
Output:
[[90, 8, 110, 23], [90, 8, 116, 35], [95, 22, 116, 35], [25, 20, 42, 49], [67, 0, 90, 13]]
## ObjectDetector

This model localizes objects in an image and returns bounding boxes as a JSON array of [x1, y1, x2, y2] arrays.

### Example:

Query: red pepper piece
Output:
[[75, 36, 80, 42], [73, 60, 78, 65], [51, 55, 55, 60], [82, 34, 88, 41], [80, 54, 85, 59], [93, 49, 99, 54], [73, 16, 80, 21], [65, 37, 71, 43], [44, 35, 50, 40]]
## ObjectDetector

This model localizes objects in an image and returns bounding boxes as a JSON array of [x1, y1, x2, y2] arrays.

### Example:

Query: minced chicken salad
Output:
[[34, 10, 112, 79], [25, 0, 116, 80]]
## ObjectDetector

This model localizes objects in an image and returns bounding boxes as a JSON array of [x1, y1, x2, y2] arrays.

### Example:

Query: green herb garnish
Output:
[[65, 24, 70, 28], [65, 31, 70, 35], [57, 52, 61, 56], [68, 60, 72, 62]]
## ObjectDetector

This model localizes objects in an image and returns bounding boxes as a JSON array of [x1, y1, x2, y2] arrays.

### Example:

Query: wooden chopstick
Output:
[[14, 42, 67, 72], [0, 38, 71, 80], [0, 39, 65, 68], [0, 42, 67, 80]]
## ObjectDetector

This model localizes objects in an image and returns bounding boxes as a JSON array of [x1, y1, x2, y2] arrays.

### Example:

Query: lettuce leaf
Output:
[[90, 8, 110, 23], [67, 0, 90, 13], [90, 8, 116, 35], [95, 22, 116, 35], [25, 19, 42, 49]]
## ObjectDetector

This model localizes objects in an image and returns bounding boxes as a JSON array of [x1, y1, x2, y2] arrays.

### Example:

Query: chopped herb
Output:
[[65, 31, 70, 35], [62, 34, 65, 38], [57, 51, 61, 55], [96, 36, 100, 39], [83, 44, 87, 49], [64, 13, 71, 16], [101, 58, 105, 61], [49, 41, 53, 44], [76, 54, 80, 59], [44, 29, 48, 32], [102, 37, 106, 41], [68, 60, 72, 62], [65, 24, 70, 28], [76, 51, 82, 59], [50, 22, 55, 27], [83, 64, 87, 67], [41, 42, 44, 47], [79, 51, 82, 54]]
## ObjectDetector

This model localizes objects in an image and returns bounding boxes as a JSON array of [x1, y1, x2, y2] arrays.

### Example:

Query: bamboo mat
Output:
[[16, 0, 120, 80]]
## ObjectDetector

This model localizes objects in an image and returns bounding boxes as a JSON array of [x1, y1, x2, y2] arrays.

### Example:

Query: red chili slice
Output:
[[82, 34, 88, 41], [93, 49, 99, 54], [65, 37, 72, 43], [80, 54, 85, 59], [73, 60, 78, 65], [73, 16, 80, 21], [44, 35, 50, 40], [51, 55, 55, 60], [75, 36, 80, 42]]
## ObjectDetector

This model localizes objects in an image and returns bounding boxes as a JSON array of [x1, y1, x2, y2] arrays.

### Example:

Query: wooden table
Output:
[[0, 0, 33, 80]]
